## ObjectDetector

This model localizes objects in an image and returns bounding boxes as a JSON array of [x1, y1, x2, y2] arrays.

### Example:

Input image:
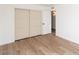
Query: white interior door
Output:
[[29, 10, 42, 37], [15, 8, 30, 40]]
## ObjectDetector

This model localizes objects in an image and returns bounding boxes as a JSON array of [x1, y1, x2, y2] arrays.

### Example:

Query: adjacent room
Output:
[[0, 4, 79, 55]]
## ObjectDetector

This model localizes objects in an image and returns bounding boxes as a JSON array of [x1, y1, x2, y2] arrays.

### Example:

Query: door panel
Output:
[[15, 9, 29, 40], [30, 10, 42, 37]]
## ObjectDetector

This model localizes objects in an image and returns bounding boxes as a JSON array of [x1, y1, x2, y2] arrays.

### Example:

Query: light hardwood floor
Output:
[[0, 33, 79, 55]]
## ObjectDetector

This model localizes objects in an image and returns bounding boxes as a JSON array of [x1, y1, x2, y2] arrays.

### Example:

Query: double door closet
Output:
[[15, 8, 42, 40]]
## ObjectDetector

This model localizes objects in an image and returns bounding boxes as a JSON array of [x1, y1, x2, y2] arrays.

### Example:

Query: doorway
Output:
[[51, 7, 56, 35]]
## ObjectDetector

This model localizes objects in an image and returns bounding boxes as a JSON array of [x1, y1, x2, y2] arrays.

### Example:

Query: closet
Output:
[[15, 8, 42, 40], [30, 10, 42, 37]]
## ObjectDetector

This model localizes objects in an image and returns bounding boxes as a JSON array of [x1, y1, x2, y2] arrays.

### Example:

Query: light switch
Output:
[[42, 23, 45, 25]]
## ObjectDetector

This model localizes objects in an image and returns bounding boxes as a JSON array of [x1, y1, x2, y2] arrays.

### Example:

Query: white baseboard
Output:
[[0, 40, 15, 46], [56, 34, 79, 45]]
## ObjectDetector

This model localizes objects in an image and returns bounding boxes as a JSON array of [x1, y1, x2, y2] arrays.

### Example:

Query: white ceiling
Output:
[[38, 4, 53, 7]]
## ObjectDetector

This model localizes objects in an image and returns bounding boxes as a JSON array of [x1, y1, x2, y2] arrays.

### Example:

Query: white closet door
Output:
[[15, 8, 29, 40], [30, 10, 42, 37]]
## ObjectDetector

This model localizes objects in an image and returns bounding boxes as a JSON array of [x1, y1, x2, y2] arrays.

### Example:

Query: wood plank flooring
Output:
[[0, 33, 79, 55]]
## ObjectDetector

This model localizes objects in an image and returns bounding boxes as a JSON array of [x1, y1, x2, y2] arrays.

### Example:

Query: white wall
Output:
[[55, 4, 79, 44], [42, 10, 51, 34], [0, 5, 15, 45], [0, 4, 51, 45], [12, 4, 51, 10]]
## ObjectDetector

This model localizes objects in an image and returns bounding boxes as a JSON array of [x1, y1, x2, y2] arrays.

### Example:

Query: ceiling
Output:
[[38, 4, 53, 7]]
